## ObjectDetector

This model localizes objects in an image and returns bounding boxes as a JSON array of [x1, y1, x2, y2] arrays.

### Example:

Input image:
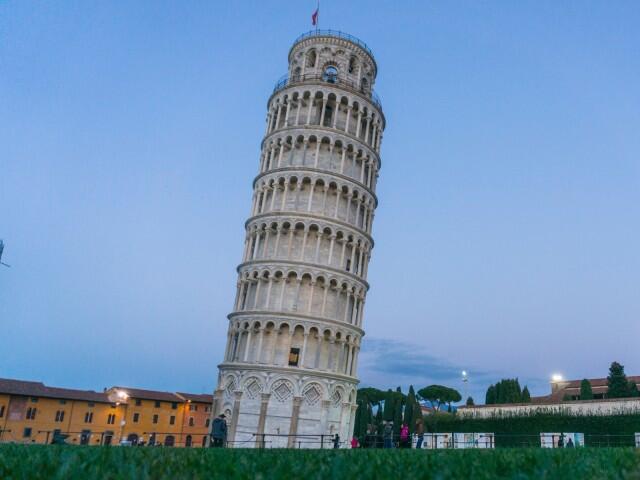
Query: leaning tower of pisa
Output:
[[212, 30, 384, 448]]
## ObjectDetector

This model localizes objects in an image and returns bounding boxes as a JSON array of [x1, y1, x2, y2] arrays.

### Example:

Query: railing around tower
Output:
[[272, 73, 382, 111], [292, 30, 375, 58]]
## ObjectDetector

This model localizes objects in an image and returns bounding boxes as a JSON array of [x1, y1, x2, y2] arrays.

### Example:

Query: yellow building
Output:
[[0, 378, 212, 447]]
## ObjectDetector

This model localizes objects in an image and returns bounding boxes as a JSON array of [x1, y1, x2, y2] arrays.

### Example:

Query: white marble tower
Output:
[[213, 30, 384, 448]]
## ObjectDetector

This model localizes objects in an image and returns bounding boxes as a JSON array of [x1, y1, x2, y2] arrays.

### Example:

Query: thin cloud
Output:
[[358, 337, 494, 392]]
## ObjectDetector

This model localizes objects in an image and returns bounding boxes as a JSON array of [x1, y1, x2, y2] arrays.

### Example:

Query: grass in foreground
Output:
[[1, 445, 640, 479]]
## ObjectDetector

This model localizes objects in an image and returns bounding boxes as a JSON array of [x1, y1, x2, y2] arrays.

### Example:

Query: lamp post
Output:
[[462, 371, 468, 404]]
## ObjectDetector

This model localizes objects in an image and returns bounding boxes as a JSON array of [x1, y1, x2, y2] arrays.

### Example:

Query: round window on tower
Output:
[[323, 66, 338, 84]]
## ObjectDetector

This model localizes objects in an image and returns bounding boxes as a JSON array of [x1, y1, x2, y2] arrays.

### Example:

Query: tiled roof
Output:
[[543, 376, 640, 401], [559, 376, 640, 389], [0, 378, 112, 403], [110, 386, 183, 403], [176, 392, 213, 403]]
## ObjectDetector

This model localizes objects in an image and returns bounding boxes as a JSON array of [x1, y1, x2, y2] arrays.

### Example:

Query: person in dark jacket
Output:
[[211, 414, 227, 447], [333, 434, 340, 449], [415, 417, 425, 449], [383, 422, 394, 449]]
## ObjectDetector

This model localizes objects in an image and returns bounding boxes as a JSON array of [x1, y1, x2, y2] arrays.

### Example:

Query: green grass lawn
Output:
[[1, 445, 640, 479]]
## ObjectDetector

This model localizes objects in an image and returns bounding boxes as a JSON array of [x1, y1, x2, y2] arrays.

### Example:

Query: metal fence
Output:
[[291, 30, 375, 58]]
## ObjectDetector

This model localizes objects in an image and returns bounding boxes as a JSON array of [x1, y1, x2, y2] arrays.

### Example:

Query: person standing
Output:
[[415, 417, 425, 449], [350, 436, 359, 448], [400, 423, 410, 448], [211, 414, 227, 448], [383, 421, 394, 449], [333, 434, 340, 449]]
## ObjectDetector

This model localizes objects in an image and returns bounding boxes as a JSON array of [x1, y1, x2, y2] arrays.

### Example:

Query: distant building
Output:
[[541, 376, 640, 402], [0, 378, 212, 447], [458, 376, 640, 418]]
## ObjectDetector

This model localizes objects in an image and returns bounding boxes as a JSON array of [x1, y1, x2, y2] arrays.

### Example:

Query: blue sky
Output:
[[1, 1, 639, 403]]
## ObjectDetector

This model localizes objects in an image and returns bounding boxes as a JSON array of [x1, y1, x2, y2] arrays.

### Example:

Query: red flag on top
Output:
[[311, 8, 319, 26]]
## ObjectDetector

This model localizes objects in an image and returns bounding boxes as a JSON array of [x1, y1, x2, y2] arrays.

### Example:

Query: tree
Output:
[[418, 385, 448, 411], [383, 389, 394, 421], [608, 361, 630, 398], [628, 381, 639, 398], [357, 387, 386, 404], [485, 379, 525, 404], [522, 386, 531, 403], [485, 385, 496, 405], [444, 388, 462, 412], [579, 379, 593, 400], [405, 386, 415, 434], [466, 396, 474, 406], [418, 385, 461, 412], [393, 387, 404, 435]]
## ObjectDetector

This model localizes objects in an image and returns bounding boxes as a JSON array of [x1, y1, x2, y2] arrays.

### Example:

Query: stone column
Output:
[[346, 403, 358, 443], [287, 396, 303, 447], [319, 399, 332, 447], [255, 393, 271, 448], [211, 388, 224, 418], [338, 401, 350, 446], [227, 390, 243, 446], [300, 332, 309, 367]]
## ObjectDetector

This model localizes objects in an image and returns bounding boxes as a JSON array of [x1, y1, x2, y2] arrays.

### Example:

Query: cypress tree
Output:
[[393, 390, 404, 436], [383, 389, 394, 421], [353, 399, 362, 437], [580, 379, 593, 400], [485, 385, 496, 405], [466, 396, 474, 406], [522, 386, 531, 403], [608, 361, 630, 398], [405, 386, 415, 434], [513, 379, 523, 403]]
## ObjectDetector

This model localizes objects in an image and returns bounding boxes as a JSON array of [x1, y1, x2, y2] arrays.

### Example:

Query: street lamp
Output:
[[462, 371, 468, 403]]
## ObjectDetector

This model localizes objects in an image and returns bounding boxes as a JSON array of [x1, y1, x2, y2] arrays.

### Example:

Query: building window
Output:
[[188, 417, 194, 427], [323, 66, 338, 84], [135, 399, 142, 406], [153, 414, 159, 424], [185, 435, 192, 447], [0, 405, 5, 418], [348, 56, 357, 74], [171, 402, 178, 410], [84, 412, 93, 423], [155, 400, 161, 408], [30, 397, 38, 403], [133, 413, 140, 423], [205, 418, 210, 428], [26, 407, 37, 420], [59, 400, 67, 405], [346, 259, 351, 272], [169, 415, 175, 425], [188, 404, 194, 411], [23, 427, 32, 438], [107, 414, 116, 425], [288, 347, 300, 367], [205, 406, 211, 413], [306, 49, 316, 68], [55, 410, 65, 422]]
